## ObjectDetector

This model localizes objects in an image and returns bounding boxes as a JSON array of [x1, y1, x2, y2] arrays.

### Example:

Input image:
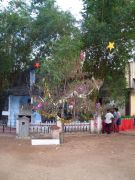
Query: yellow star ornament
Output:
[[107, 42, 115, 51]]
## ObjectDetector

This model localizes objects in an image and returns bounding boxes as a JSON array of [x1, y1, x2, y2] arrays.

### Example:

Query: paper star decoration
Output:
[[107, 42, 115, 51], [34, 62, 40, 68]]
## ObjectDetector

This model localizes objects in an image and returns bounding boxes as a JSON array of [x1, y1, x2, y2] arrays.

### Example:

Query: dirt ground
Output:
[[0, 132, 135, 180]]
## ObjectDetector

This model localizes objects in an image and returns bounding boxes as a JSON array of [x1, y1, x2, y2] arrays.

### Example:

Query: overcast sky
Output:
[[56, 0, 83, 20], [1, 0, 83, 20]]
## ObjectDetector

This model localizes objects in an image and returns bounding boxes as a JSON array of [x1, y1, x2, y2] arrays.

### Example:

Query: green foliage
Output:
[[99, 73, 128, 106], [79, 111, 93, 122], [121, 115, 133, 119], [38, 33, 82, 89], [30, 0, 78, 58], [0, 0, 32, 92], [82, 0, 135, 78], [32, 0, 82, 92], [0, 0, 82, 94], [0, 4, 31, 72], [82, 0, 135, 103]]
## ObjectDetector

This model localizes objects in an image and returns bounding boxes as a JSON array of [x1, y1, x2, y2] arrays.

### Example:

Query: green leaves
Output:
[[82, 0, 135, 76], [38, 33, 82, 89], [82, 0, 135, 103], [0, 0, 81, 93]]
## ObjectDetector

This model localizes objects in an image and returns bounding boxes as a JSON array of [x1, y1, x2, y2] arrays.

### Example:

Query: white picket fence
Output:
[[64, 122, 91, 133], [30, 121, 56, 134], [29, 121, 95, 134], [0, 117, 102, 135]]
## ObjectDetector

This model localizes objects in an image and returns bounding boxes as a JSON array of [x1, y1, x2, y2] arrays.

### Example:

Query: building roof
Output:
[[7, 84, 43, 96], [7, 85, 30, 96]]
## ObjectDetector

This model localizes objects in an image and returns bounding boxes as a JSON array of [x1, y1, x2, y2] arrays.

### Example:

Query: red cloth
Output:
[[102, 118, 134, 133], [119, 119, 134, 131]]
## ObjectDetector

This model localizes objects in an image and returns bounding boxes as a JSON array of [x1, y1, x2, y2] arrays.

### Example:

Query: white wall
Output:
[[129, 61, 135, 89]]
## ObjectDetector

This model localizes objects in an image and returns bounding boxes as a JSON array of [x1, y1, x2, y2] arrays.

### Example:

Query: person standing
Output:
[[114, 108, 121, 132], [112, 108, 117, 132], [105, 109, 114, 134]]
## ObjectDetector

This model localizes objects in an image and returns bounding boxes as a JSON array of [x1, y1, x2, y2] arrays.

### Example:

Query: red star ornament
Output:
[[34, 62, 40, 68]]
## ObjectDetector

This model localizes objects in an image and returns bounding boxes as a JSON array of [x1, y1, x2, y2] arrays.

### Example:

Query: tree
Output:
[[30, 0, 79, 58], [81, 0, 135, 104], [0, 0, 82, 107], [31, 0, 82, 99], [0, 1, 32, 90], [0, 0, 82, 89]]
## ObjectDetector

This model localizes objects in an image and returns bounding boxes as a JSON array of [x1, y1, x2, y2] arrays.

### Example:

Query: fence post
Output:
[[96, 115, 102, 134], [90, 119, 95, 133]]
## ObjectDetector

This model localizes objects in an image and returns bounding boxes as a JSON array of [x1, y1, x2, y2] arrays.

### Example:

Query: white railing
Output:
[[30, 121, 56, 134], [64, 122, 91, 133], [29, 121, 91, 134]]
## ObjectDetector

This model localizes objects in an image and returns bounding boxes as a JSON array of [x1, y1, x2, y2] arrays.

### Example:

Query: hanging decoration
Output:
[[107, 42, 115, 51], [80, 50, 86, 66], [80, 50, 86, 61], [43, 82, 52, 100]]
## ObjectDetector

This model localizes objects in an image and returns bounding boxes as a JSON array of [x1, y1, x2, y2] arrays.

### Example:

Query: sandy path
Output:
[[0, 133, 135, 180]]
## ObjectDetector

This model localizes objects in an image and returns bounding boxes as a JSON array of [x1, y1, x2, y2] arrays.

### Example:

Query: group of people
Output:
[[103, 108, 121, 134]]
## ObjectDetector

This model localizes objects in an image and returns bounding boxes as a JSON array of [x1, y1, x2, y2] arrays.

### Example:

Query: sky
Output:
[[0, 0, 9, 8], [56, 0, 83, 20], [0, 0, 83, 20]]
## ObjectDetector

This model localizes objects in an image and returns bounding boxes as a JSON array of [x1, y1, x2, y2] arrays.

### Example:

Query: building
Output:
[[126, 60, 135, 116], [2, 69, 42, 127]]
